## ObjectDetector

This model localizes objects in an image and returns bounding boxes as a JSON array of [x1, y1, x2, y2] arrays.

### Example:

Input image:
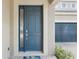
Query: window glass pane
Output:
[[55, 23, 77, 42]]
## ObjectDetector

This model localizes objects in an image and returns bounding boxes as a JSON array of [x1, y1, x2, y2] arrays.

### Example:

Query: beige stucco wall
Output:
[[55, 14, 77, 59], [55, 1, 77, 57], [2, 0, 10, 59], [55, 15, 77, 22], [48, 0, 59, 56], [10, 0, 14, 57]]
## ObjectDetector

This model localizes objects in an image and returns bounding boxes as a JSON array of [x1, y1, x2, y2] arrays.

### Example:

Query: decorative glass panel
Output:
[[19, 7, 24, 50]]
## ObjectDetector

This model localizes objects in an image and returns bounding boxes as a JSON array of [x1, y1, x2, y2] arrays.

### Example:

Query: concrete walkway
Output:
[[41, 56, 57, 59]]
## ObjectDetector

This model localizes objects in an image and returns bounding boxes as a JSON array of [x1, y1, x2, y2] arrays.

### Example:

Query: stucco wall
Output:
[[10, 0, 14, 57], [2, 0, 10, 59], [55, 11, 77, 59], [55, 15, 77, 22]]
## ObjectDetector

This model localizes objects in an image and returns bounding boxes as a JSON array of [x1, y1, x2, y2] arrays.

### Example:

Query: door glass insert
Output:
[[19, 7, 24, 51]]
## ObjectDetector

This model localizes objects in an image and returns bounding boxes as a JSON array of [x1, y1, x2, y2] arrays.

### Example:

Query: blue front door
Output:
[[19, 6, 43, 51]]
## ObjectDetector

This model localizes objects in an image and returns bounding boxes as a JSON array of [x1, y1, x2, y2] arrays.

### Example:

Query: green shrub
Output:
[[55, 47, 74, 59]]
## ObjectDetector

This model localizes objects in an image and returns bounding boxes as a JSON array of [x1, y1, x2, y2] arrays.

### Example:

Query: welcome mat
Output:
[[23, 56, 41, 59]]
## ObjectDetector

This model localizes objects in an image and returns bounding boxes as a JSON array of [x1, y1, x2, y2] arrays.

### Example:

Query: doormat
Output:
[[23, 56, 41, 59]]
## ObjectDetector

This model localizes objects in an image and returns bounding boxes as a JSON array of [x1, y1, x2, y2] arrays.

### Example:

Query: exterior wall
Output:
[[2, 0, 10, 59], [3, 0, 77, 59], [55, 7, 77, 59], [55, 1, 77, 58], [10, 0, 14, 57], [55, 15, 77, 22], [48, 3, 55, 56], [48, 0, 59, 56]]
